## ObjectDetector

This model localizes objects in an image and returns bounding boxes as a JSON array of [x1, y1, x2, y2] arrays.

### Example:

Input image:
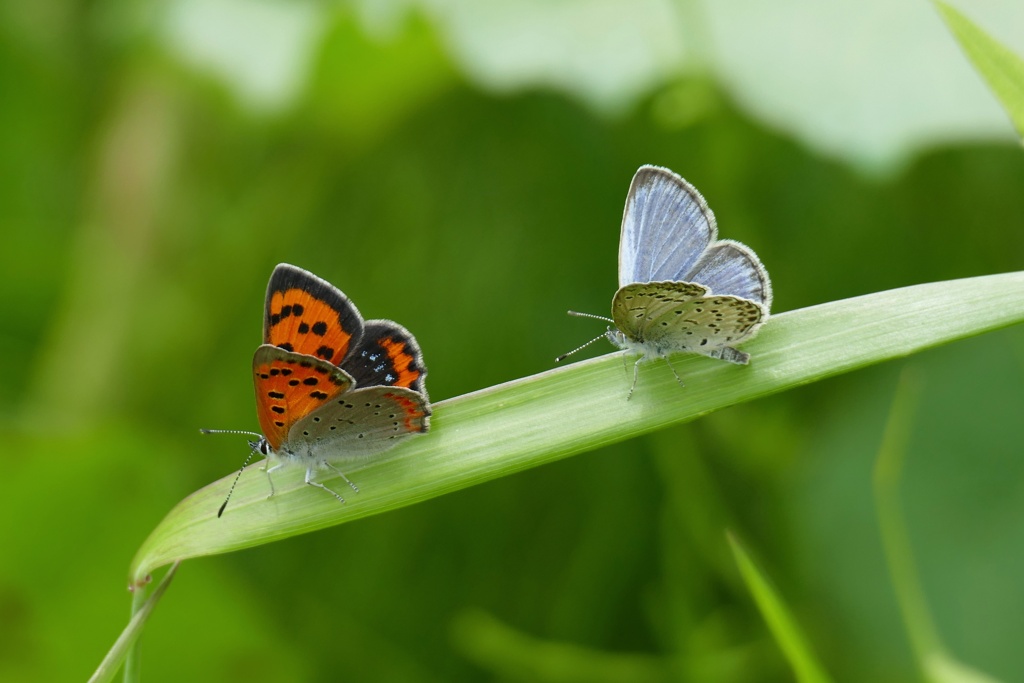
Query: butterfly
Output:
[[208, 264, 431, 516], [557, 165, 772, 399]]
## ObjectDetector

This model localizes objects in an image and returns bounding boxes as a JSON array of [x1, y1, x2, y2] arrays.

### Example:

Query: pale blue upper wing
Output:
[[685, 240, 773, 309], [618, 165, 717, 288]]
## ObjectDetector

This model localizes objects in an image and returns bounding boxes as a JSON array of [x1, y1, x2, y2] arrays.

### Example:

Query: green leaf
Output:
[[936, 1, 1024, 139], [130, 272, 1024, 584], [727, 534, 833, 683]]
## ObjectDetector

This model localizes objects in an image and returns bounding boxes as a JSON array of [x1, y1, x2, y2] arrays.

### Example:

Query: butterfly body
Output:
[[215, 264, 430, 515]]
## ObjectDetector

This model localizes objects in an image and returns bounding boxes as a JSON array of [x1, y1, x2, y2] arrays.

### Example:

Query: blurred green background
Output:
[[2, 1, 1024, 681]]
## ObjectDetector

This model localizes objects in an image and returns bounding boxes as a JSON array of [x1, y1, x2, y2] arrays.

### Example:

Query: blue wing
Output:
[[685, 240, 773, 308], [618, 165, 716, 288]]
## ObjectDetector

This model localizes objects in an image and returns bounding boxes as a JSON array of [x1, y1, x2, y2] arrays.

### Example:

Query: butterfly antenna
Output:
[[200, 428, 264, 517], [556, 310, 617, 361], [566, 310, 614, 323], [200, 428, 262, 438], [555, 333, 608, 362], [216, 445, 260, 517]]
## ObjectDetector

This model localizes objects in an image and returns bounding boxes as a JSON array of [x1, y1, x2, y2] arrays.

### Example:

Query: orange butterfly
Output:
[[210, 264, 430, 516]]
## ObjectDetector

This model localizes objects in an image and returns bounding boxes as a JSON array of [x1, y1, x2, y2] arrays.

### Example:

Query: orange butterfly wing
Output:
[[253, 345, 354, 451], [263, 264, 364, 366], [343, 321, 428, 396]]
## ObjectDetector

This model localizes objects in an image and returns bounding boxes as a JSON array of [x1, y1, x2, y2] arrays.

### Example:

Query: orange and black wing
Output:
[[263, 264, 364, 366], [252, 344, 354, 451], [341, 320, 428, 398]]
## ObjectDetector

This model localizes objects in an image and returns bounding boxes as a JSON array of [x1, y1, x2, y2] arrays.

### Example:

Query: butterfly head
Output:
[[604, 326, 627, 348], [249, 436, 271, 457]]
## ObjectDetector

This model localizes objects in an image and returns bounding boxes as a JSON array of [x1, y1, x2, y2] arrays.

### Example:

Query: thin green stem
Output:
[[88, 562, 180, 683]]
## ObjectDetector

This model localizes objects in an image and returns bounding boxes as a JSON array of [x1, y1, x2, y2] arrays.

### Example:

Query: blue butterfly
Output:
[[559, 165, 772, 398]]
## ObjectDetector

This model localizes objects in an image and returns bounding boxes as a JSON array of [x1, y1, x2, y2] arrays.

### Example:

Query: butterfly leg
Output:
[[262, 462, 282, 499], [324, 461, 360, 493], [664, 356, 685, 387], [305, 466, 347, 504], [626, 355, 644, 401]]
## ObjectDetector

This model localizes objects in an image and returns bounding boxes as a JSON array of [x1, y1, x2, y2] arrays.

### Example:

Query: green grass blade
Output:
[[88, 562, 179, 683], [727, 533, 833, 683], [451, 609, 671, 682], [874, 373, 1003, 683], [872, 372, 940, 660], [936, 1, 1024, 139], [925, 654, 1003, 683], [130, 272, 1024, 584]]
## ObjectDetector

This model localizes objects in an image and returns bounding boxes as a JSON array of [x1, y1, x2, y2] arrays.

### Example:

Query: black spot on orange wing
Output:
[[252, 345, 354, 450], [263, 264, 364, 367], [343, 321, 428, 396]]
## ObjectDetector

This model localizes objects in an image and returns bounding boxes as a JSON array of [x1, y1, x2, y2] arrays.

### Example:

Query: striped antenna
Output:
[[200, 428, 263, 517], [555, 310, 614, 362]]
